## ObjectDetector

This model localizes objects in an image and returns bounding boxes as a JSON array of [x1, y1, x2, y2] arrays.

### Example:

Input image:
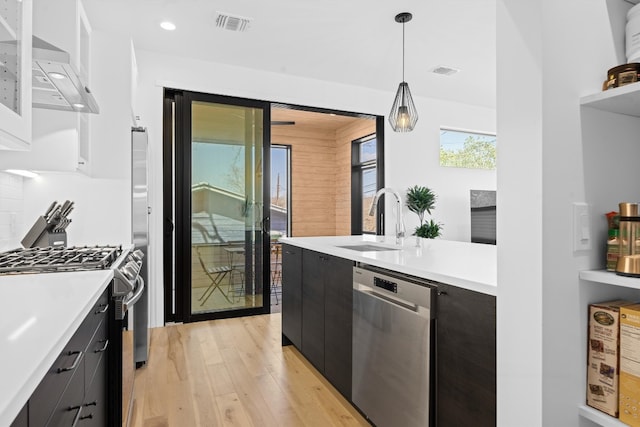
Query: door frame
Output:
[[163, 92, 385, 324], [163, 89, 272, 323], [350, 116, 386, 235]]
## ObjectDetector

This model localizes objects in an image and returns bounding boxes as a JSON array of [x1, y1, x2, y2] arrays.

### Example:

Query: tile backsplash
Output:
[[0, 172, 24, 251]]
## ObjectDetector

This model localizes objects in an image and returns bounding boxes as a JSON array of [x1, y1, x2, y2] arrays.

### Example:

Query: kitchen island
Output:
[[0, 270, 113, 426], [279, 234, 496, 295], [279, 235, 497, 427]]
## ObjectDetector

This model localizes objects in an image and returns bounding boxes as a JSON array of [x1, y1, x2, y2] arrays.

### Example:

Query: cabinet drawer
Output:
[[85, 290, 110, 340], [85, 318, 108, 392], [29, 328, 88, 426], [29, 288, 109, 426], [80, 354, 107, 426], [46, 359, 86, 427]]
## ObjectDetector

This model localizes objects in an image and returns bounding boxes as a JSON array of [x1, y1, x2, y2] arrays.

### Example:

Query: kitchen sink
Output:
[[335, 244, 401, 252]]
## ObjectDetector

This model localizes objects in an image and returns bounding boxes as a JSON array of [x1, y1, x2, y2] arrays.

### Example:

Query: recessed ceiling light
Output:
[[48, 72, 66, 80], [160, 21, 176, 31], [73, 103, 85, 109]]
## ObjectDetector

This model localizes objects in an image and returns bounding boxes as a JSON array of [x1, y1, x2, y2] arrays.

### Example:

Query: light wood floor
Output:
[[129, 313, 369, 427]]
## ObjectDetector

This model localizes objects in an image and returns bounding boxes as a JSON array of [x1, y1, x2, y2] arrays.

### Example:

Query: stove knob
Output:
[[122, 265, 137, 280], [132, 249, 144, 260], [121, 268, 133, 281], [126, 261, 140, 276]]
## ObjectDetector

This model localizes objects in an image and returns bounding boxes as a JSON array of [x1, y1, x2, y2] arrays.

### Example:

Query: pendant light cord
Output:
[[402, 20, 405, 82]]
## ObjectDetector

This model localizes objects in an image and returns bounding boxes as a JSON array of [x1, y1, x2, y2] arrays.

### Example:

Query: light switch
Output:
[[573, 202, 591, 252]]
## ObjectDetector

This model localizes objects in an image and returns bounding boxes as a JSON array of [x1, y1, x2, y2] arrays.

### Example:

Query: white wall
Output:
[[498, 0, 632, 425], [386, 100, 496, 240], [22, 172, 129, 246], [0, 172, 24, 251], [496, 1, 543, 424], [133, 49, 496, 327]]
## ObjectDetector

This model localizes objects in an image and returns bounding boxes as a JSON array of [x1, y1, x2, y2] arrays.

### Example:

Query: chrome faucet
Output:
[[369, 187, 406, 244]]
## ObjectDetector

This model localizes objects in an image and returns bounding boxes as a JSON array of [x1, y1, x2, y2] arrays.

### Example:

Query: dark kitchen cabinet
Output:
[[281, 246, 354, 400], [281, 244, 302, 349], [302, 250, 327, 372], [16, 287, 110, 427], [436, 283, 496, 427], [83, 354, 107, 426], [323, 255, 354, 399]]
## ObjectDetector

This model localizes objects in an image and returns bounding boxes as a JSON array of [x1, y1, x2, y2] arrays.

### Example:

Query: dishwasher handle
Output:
[[354, 283, 431, 319]]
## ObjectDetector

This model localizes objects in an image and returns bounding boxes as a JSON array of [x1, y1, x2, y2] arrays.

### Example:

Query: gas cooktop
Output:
[[0, 245, 123, 275]]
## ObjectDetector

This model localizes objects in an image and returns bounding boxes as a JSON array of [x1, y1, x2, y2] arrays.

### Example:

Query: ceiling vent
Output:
[[431, 66, 460, 76], [215, 12, 252, 32]]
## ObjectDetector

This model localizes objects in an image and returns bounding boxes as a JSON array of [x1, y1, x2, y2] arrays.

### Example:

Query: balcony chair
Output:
[[195, 246, 233, 305], [271, 242, 282, 304]]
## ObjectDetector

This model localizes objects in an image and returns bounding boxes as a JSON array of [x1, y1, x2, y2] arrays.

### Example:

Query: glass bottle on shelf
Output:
[[616, 203, 640, 276]]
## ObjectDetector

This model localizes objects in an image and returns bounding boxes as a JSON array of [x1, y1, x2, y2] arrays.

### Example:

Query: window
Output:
[[271, 145, 291, 237], [352, 134, 378, 234], [440, 128, 496, 169]]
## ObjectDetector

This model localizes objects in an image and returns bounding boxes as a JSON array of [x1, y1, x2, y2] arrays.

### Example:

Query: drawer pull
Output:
[[95, 339, 109, 353], [79, 401, 97, 421], [57, 350, 83, 373], [95, 303, 109, 314], [69, 405, 83, 427]]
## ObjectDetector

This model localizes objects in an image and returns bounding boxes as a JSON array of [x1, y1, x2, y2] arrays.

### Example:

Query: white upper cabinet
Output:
[[76, 1, 91, 173], [0, 0, 133, 178], [0, 0, 95, 171], [0, 0, 32, 150]]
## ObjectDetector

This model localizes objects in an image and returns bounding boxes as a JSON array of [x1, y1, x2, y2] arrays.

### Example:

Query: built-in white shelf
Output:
[[579, 270, 640, 289], [579, 405, 627, 427], [581, 83, 640, 117], [579, 271, 640, 426], [0, 14, 17, 41]]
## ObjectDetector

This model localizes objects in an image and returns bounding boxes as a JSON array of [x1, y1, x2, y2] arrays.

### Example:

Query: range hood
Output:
[[32, 36, 99, 114]]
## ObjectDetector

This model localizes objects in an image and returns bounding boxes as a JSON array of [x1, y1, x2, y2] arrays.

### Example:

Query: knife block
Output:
[[21, 216, 68, 248]]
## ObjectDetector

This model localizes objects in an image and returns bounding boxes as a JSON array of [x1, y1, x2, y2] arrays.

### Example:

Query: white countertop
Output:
[[279, 235, 497, 296], [0, 270, 114, 426]]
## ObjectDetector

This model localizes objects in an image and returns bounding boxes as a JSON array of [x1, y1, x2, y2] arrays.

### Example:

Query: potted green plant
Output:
[[405, 185, 442, 239]]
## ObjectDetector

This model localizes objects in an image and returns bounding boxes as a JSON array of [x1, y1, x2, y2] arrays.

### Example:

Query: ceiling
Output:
[[271, 107, 368, 131], [82, 0, 496, 109]]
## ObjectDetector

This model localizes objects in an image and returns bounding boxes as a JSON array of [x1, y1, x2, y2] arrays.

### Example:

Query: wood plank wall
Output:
[[272, 118, 375, 237]]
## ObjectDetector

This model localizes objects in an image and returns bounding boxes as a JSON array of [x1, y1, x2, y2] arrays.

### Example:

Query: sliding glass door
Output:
[[165, 90, 271, 322]]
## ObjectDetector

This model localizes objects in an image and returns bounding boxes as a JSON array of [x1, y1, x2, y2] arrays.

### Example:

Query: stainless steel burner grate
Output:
[[0, 245, 123, 275]]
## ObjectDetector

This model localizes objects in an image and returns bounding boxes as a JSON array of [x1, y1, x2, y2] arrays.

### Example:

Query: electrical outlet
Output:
[[573, 202, 591, 252]]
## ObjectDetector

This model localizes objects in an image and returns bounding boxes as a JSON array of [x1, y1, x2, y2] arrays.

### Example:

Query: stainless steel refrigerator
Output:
[[132, 127, 150, 367]]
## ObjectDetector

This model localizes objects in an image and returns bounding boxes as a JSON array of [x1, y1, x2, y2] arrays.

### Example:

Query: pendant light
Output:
[[389, 12, 418, 132]]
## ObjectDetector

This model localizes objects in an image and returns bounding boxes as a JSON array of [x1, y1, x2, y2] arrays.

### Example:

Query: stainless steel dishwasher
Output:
[[352, 265, 435, 427]]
